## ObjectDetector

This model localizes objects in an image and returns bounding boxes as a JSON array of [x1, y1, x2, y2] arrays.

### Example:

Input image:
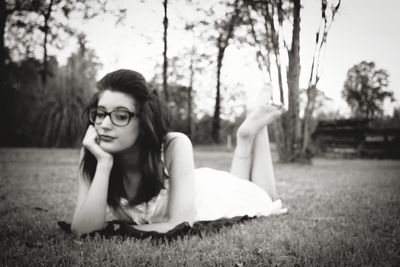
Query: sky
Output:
[[62, 0, 400, 117], [302, 0, 400, 115]]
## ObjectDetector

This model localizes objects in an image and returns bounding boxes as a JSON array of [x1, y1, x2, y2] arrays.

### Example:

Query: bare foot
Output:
[[254, 83, 273, 107], [237, 104, 283, 140], [251, 83, 286, 111]]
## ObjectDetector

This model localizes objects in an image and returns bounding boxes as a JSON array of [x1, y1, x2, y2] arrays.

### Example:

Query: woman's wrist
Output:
[[97, 157, 114, 168]]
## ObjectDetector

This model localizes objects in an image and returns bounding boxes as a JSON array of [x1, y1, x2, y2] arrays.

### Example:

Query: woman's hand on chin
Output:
[[83, 125, 113, 164]]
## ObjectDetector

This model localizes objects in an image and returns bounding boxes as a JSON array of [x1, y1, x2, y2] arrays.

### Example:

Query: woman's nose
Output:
[[100, 114, 113, 129]]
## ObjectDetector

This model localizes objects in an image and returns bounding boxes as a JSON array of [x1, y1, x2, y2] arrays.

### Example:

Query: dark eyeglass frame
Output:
[[88, 107, 138, 127]]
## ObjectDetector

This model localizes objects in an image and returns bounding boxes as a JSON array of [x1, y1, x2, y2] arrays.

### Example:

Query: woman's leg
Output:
[[250, 126, 278, 200], [230, 105, 281, 190], [229, 127, 254, 181]]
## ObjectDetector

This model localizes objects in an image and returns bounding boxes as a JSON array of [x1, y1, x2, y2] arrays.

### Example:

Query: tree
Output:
[[4, 0, 125, 86], [245, 0, 285, 104], [284, 0, 302, 161], [211, 0, 242, 143], [32, 34, 100, 147], [342, 61, 394, 119], [164, 0, 241, 143], [162, 0, 170, 102], [4, 34, 99, 147], [181, 22, 211, 138], [150, 52, 202, 138], [1, 0, 125, 146], [0, 0, 43, 145], [5, 56, 43, 146], [246, 0, 302, 161], [243, 0, 341, 162], [301, 0, 341, 158], [389, 107, 400, 128], [167, 84, 192, 134]]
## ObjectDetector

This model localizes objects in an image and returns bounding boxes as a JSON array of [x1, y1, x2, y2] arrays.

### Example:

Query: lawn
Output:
[[0, 147, 399, 266]]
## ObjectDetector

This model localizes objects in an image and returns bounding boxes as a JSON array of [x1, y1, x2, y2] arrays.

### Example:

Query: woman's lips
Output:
[[99, 135, 116, 142]]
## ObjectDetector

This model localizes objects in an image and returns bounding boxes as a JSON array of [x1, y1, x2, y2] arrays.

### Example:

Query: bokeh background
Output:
[[1, 0, 399, 161], [1, 1, 400, 265]]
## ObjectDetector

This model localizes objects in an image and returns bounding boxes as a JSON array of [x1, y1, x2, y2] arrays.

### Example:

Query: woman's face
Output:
[[94, 90, 140, 154]]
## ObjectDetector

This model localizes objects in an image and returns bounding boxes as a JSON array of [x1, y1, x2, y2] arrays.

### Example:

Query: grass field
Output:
[[0, 147, 399, 266]]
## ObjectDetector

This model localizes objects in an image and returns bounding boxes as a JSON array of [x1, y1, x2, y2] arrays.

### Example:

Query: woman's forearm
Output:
[[71, 159, 113, 234]]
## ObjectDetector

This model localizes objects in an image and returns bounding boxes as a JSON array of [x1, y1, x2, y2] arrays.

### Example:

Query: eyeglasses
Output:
[[88, 108, 138, 127]]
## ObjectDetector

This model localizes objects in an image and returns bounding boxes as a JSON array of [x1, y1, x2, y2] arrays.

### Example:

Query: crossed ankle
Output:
[[236, 127, 256, 142]]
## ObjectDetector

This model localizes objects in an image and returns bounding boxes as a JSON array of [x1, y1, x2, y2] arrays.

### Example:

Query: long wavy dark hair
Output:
[[81, 69, 172, 209]]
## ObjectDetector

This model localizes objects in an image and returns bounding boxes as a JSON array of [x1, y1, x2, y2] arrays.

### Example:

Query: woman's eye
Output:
[[96, 111, 106, 119], [114, 112, 129, 120]]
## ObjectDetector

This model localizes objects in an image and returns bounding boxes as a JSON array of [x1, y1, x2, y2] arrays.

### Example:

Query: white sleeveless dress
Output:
[[108, 167, 285, 225]]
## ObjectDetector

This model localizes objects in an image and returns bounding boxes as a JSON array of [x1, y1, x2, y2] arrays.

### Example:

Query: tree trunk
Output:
[[211, 1, 240, 144], [275, 55, 284, 104], [187, 85, 193, 137], [284, 0, 301, 161], [301, 85, 317, 158], [0, 0, 8, 145], [187, 46, 195, 138], [41, 0, 54, 86], [0, 0, 6, 91], [265, 1, 285, 105], [300, 0, 341, 161], [0, 0, 5, 84], [162, 0, 169, 102], [212, 44, 223, 144]]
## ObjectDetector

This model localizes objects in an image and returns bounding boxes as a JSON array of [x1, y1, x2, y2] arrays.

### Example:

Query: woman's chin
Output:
[[99, 142, 120, 154], [99, 142, 132, 154]]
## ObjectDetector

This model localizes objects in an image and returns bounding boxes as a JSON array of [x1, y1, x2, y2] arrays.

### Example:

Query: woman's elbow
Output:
[[70, 222, 84, 235], [170, 211, 196, 227], [71, 216, 105, 235], [70, 220, 89, 235]]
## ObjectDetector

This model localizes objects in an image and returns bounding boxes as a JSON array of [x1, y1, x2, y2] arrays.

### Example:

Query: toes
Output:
[[254, 84, 274, 107]]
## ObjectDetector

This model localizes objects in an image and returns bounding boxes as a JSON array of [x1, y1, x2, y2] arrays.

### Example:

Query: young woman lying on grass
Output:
[[71, 69, 287, 235]]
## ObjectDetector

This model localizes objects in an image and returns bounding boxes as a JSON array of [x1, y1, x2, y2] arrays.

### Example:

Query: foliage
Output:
[[189, 0, 243, 143], [4, 0, 126, 62], [4, 57, 43, 146], [241, 0, 342, 163], [191, 114, 241, 144], [315, 109, 344, 121], [392, 107, 400, 127], [1, 0, 125, 146], [211, 0, 242, 144], [368, 107, 400, 129], [150, 75, 246, 145], [165, 83, 193, 135], [342, 61, 394, 119], [32, 36, 100, 147], [151, 48, 211, 139], [5, 35, 100, 147], [1, 0, 346, 150]]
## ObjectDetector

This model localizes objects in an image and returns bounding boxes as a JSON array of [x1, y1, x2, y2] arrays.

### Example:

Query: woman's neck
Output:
[[116, 145, 141, 172], [115, 145, 142, 201]]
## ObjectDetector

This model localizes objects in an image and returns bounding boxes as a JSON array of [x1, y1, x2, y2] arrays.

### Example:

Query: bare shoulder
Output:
[[164, 132, 192, 148], [163, 132, 193, 167]]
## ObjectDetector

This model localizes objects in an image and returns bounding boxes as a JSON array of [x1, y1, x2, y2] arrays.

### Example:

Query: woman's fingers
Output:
[[83, 126, 97, 147], [82, 126, 113, 162], [83, 126, 101, 152]]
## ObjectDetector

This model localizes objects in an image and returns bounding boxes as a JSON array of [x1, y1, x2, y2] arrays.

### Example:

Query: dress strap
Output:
[[160, 142, 169, 178], [161, 142, 165, 163]]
